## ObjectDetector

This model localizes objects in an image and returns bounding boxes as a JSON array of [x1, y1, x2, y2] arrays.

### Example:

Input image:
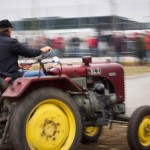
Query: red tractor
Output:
[[0, 54, 129, 150]]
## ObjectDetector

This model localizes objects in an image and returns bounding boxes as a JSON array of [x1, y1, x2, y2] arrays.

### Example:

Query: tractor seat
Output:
[[0, 71, 15, 92], [0, 77, 13, 92]]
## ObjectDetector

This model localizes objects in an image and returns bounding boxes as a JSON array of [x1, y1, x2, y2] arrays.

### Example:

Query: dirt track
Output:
[[3, 122, 130, 150], [78, 123, 130, 150]]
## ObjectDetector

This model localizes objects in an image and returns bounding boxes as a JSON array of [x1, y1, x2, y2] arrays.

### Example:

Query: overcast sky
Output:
[[0, 0, 150, 22]]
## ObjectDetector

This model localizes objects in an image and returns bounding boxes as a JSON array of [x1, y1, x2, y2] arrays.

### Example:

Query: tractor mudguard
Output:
[[2, 75, 82, 98]]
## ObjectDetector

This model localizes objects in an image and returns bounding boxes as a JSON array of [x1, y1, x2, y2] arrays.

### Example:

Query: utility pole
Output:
[[31, 0, 41, 33], [31, 0, 39, 18], [109, 0, 117, 30]]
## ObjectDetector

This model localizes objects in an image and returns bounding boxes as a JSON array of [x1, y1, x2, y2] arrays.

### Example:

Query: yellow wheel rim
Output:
[[138, 116, 150, 146], [26, 99, 76, 150], [85, 126, 100, 137]]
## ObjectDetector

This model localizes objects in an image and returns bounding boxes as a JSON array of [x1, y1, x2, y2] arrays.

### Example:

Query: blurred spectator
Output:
[[70, 36, 81, 56], [43, 35, 52, 47], [35, 35, 51, 49], [145, 32, 150, 62], [134, 33, 146, 62], [121, 34, 128, 53], [112, 33, 124, 63], [87, 36, 98, 56], [52, 36, 64, 57], [98, 35, 106, 56], [125, 34, 136, 56], [26, 37, 37, 49]]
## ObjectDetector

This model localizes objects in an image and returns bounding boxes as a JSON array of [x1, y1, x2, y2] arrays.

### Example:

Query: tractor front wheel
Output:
[[127, 105, 150, 150]]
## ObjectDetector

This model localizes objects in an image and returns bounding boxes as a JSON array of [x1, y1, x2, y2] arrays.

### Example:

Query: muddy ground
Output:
[[78, 123, 130, 150]]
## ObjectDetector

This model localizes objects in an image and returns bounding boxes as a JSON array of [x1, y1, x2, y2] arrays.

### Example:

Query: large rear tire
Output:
[[127, 105, 150, 150], [10, 88, 82, 150]]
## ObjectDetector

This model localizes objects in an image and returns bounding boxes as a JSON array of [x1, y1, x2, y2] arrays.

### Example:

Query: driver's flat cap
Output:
[[0, 19, 13, 28]]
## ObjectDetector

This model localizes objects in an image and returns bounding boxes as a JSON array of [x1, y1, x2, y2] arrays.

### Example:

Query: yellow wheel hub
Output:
[[138, 116, 150, 146], [85, 126, 99, 137], [26, 99, 76, 150]]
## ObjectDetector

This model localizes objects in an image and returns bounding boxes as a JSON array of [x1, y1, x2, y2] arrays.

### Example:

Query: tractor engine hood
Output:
[[48, 61, 124, 79]]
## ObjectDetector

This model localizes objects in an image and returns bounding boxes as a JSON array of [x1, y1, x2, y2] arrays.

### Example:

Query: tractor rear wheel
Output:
[[10, 88, 82, 150], [82, 126, 102, 143], [127, 105, 150, 150]]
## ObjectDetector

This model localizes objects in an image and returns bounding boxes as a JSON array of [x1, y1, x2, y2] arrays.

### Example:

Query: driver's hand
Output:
[[40, 46, 52, 53], [19, 64, 32, 70]]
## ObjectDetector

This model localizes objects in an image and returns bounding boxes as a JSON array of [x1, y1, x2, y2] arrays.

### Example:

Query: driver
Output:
[[0, 19, 52, 78]]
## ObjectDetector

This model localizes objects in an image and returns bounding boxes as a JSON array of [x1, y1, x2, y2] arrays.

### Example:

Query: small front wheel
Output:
[[127, 105, 150, 150], [82, 126, 102, 143]]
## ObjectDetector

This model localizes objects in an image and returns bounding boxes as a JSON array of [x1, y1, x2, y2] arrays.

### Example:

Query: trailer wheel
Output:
[[82, 126, 102, 143], [10, 88, 82, 150], [127, 105, 150, 150]]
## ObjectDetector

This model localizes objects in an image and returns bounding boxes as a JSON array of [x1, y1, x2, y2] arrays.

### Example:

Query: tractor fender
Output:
[[2, 75, 82, 98]]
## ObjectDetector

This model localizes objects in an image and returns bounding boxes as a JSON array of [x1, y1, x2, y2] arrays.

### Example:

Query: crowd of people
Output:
[[15, 31, 150, 63]]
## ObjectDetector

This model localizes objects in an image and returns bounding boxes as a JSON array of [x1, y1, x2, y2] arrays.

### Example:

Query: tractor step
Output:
[[114, 114, 130, 122], [0, 143, 12, 150]]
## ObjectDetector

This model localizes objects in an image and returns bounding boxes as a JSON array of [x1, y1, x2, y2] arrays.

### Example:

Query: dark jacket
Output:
[[0, 33, 42, 78]]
